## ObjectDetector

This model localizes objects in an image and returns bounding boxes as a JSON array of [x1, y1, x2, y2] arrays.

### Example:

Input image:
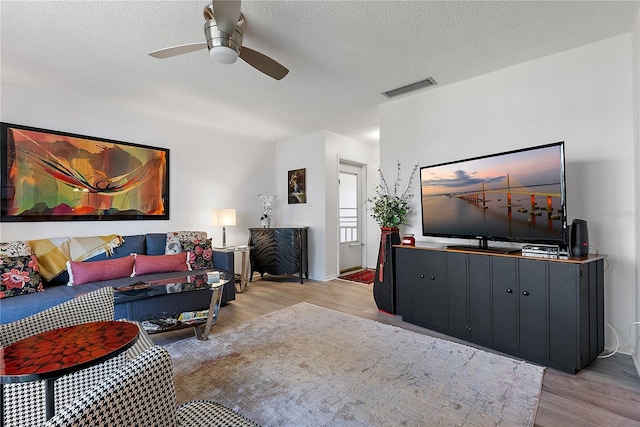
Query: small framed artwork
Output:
[[1, 122, 170, 222], [288, 168, 306, 204]]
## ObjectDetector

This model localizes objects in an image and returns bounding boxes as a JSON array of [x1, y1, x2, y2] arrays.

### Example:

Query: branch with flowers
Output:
[[258, 194, 276, 221], [367, 161, 419, 228]]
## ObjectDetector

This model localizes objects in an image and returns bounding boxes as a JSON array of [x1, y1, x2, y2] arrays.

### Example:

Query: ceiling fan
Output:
[[148, 0, 289, 80]]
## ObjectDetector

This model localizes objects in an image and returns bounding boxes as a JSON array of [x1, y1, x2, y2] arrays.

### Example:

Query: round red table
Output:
[[0, 321, 139, 424]]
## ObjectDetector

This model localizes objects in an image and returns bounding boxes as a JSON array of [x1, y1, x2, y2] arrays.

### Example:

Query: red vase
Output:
[[373, 227, 400, 314]]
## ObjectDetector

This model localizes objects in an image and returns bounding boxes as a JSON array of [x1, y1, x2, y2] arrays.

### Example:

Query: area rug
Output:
[[338, 268, 375, 285], [166, 303, 544, 426]]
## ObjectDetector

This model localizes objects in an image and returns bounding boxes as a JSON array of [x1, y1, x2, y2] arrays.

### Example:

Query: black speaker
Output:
[[570, 219, 589, 257]]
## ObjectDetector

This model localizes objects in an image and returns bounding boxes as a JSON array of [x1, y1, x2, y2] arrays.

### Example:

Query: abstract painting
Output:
[[288, 168, 306, 204], [1, 123, 169, 221]]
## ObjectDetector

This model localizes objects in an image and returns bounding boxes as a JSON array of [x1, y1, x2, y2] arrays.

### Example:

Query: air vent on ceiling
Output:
[[382, 77, 437, 98]]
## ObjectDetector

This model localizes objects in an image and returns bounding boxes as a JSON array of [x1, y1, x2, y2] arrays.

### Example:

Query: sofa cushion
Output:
[[0, 241, 32, 257], [134, 253, 190, 276], [67, 255, 135, 286], [87, 235, 145, 262], [182, 238, 214, 270], [68, 235, 123, 262], [145, 234, 168, 256], [0, 255, 43, 299]]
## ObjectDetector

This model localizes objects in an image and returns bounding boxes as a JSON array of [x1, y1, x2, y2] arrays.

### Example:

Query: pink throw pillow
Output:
[[67, 255, 135, 286], [134, 253, 190, 276]]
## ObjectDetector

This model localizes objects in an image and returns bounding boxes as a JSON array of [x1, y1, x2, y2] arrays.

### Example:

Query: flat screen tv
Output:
[[420, 142, 567, 251]]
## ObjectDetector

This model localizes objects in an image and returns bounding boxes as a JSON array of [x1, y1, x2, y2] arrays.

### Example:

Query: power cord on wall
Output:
[[588, 244, 610, 271], [590, 243, 633, 359], [598, 321, 640, 359]]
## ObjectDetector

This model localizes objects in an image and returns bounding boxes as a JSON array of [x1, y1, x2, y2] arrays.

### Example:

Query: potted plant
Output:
[[367, 161, 418, 313], [368, 161, 419, 228]]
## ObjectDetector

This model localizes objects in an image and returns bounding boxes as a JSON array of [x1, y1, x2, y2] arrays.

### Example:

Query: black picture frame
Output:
[[1, 122, 170, 222], [288, 168, 306, 204]]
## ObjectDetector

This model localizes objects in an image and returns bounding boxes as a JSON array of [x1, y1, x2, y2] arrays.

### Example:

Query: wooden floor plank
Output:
[[536, 393, 640, 427], [150, 275, 640, 426], [541, 372, 640, 422]]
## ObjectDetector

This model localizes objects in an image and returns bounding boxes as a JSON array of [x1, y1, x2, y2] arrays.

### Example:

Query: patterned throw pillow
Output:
[[0, 241, 32, 257], [165, 231, 208, 255], [182, 238, 214, 270], [0, 255, 44, 299]]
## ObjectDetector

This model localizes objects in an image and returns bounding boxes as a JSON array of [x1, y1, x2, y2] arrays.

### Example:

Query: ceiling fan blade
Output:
[[239, 46, 289, 80], [212, 0, 242, 35], [148, 42, 208, 59]]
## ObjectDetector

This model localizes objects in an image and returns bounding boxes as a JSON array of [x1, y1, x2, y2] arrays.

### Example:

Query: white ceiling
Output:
[[1, 1, 638, 145]]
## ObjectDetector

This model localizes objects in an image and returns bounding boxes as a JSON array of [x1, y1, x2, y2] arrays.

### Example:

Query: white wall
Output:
[[0, 82, 276, 273], [275, 130, 375, 280], [365, 156, 381, 269], [275, 131, 327, 280], [632, 9, 640, 371], [380, 34, 636, 353]]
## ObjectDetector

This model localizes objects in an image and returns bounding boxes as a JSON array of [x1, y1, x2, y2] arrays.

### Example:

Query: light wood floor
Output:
[[152, 276, 640, 427]]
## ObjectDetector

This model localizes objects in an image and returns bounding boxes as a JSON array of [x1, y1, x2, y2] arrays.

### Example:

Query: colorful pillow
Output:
[[134, 253, 191, 276], [67, 255, 135, 286], [0, 255, 43, 299], [182, 238, 214, 270], [165, 231, 208, 255], [0, 241, 32, 257]]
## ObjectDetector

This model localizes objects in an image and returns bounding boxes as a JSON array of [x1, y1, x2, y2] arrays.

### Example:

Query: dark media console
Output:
[[394, 245, 604, 374]]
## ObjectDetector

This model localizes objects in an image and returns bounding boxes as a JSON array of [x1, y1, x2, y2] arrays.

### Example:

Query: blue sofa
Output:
[[0, 233, 235, 324]]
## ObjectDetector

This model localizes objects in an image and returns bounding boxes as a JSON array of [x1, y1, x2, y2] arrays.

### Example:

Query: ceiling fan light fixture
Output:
[[210, 45, 238, 64]]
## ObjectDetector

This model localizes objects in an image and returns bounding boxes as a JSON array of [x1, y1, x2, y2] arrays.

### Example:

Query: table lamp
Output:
[[211, 208, 236, 248]]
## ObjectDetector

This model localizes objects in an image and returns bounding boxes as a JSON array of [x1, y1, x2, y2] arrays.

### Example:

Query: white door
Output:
[[339, 162, 364, 273]]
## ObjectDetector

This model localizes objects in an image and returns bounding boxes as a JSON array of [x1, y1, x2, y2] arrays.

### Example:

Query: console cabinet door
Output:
[[447, 252, 468, 336], [492, 257, 518, 352], [548, 262, 579, 371], [427, 251, 447, 330], [467, 254, 492, 345], [395, 247, 413, 320], [518, 259, 548, 360], [410, 249, 430, 326]]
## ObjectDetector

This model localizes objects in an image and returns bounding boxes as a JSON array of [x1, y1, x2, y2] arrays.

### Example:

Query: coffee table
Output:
[[0, 320, 139, 425], [113, 270, 231, 341]]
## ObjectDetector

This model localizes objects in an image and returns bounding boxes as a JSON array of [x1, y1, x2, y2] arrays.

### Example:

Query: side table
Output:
[[213, 246, 252, 293], [0, 321, 139, 425]]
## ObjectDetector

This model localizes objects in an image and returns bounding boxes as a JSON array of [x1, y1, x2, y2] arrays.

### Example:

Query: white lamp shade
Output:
[[211, 208, 236, 226]]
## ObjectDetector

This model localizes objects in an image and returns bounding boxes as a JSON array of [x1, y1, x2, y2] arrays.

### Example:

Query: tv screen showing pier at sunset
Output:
[[420, 142, 567, 248]]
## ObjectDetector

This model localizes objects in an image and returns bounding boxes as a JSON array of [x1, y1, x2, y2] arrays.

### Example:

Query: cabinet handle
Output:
[[506, 288, 513, 293], [523, 291, 530, 296], [430, 276, 436, 280], [420, 274, 425, 278]]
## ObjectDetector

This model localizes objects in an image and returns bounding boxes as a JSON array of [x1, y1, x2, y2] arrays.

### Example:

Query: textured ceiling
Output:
[[1, 1, 638, 144]]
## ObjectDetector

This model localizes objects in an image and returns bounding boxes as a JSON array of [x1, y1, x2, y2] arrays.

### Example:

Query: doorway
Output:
[[339, 162, 365, 273]]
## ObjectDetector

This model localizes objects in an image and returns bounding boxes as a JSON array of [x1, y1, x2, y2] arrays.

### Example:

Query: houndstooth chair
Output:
[[0, 287, 154, 427], [42, 346, 261, 427]]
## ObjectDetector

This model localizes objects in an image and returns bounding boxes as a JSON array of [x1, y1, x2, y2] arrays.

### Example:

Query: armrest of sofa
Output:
[[213, 251, 235, 302], [213, 251, 233, 276]]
